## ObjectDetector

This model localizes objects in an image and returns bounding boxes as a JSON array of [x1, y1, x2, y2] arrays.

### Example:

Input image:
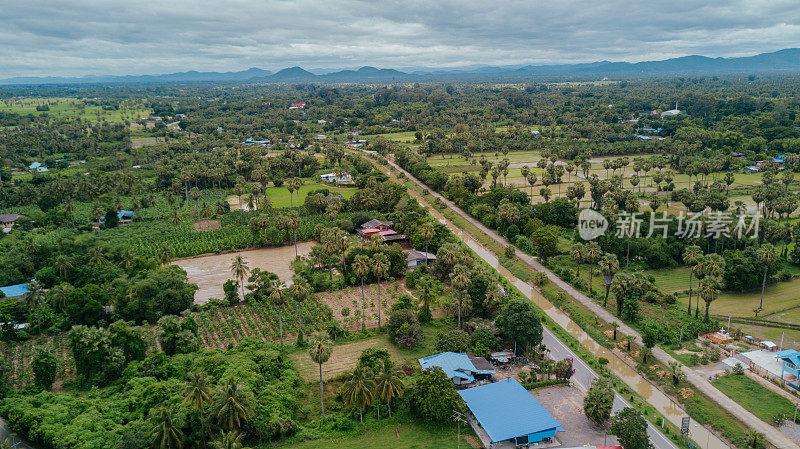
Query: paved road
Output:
[[377, 152, 798, 449], [0, 417, 34, 449], [544, 328, 680, 449]]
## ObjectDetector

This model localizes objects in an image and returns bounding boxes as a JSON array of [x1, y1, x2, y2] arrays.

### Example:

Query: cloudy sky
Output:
[[3, 0, 800, 78]]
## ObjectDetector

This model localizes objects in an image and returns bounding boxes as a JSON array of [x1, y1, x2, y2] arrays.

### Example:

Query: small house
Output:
[[404, 250, 436, 268], [319, 172, 352, 183], [0, 213, 21, 231], [418, 352, 495, 386], [777, 349, 800, 389]]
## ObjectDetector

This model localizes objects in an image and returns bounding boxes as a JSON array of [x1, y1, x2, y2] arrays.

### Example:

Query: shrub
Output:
[[435, 329, 470, 353], [470, 328, 500, 354], [32, 347, 57, 390], [387, 309, 423, 348]]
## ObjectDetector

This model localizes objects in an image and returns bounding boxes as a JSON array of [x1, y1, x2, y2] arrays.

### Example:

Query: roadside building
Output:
[[404, 250, 436, 268], [459, 379, 564, 446], [418, 352, 495, 386]]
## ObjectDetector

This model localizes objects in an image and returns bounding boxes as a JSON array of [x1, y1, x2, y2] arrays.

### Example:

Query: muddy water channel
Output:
[[404, 185, 730, 449]]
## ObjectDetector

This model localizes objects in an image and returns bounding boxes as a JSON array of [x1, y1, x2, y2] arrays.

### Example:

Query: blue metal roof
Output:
[[0, 283, 30, 298], [418, 352, 494, 381], [459, 379, 563, 443], [777, 349, 800, 367]]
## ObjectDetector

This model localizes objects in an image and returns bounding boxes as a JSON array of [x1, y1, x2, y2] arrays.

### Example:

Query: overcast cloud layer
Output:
[[2, 0, 800, 78]]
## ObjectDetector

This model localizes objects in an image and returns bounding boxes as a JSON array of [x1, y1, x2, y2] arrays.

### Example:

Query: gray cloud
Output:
[[1, 0, 799, 77]]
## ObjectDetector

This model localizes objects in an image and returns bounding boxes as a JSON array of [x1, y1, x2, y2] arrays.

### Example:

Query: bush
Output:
[[434, 329, 470, 353], [387, 309, 423, 348], [358, 347, 390, 372], [32, 347, 57, 390], [223, 279, 239, 305], [470, 328, 500, 354]]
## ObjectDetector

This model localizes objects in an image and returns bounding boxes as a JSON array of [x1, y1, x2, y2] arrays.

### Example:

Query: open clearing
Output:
[[172, 242, 315, 303], [289, 423, 476, 449], [227, 183, 358, 210], [291, 337, 406, 381]]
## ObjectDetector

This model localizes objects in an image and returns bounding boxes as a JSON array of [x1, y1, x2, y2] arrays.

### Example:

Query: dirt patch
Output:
[[532, 385, 619, 447], [290, 337, 405, 381], [323, 281, 408, 331], [192, 219, 221, 231], [172, 243, 315, 304]]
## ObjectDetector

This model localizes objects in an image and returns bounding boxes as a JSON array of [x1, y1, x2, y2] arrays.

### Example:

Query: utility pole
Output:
[[453, 411, 468, 449]]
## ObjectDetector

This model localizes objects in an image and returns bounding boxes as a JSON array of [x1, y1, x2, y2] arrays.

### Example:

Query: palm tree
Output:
[[182, 371, 211, 446], [372, 253, 390, 330], [452, 267, 471, 329], [213, 380, 253, 432], [682, 245, 702, 315], [308, 333, 333, 418], [667, 361, 686, 386], [353, 255, 372, 331], [291, 277, 311, 338], [210, 432, 246, 449], [375, 360, 405, 417], [230, 256, 249, 302], [150, 409, 185, 449], [159, 245, 175, 266], [570, 243, 584, 280], [583, 242, 601, 294], [419, 223, 435, 266], [25, 280, 46, 332], [54, 255, 72, 281], [270, 286, 289, 345], [341, 366, 376, 424], [757, 244, 775, 310], [48, 283, 71, 312], [598, 254, 619, 307], [699, 277, 720, 321]]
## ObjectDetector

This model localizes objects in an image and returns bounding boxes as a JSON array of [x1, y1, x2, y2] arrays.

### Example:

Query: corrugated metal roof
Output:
[[418, 352, 494, 380], [459, 379, 563, 443], [0, 283, 30, 298]]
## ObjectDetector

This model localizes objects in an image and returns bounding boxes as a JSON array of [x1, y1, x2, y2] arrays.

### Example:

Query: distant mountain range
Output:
[[3, 48, 800, 85]]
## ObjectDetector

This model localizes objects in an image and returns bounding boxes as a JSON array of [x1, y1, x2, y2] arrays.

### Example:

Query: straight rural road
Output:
[[360, 151, 682, 449], [374, 151, 799, 449]]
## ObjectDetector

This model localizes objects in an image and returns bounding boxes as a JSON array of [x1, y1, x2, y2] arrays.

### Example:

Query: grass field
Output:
[[0, 97, 151, 123], [262, 184, 358, 208], [712, 374, 796, 423], [290, 423, 477, 449]]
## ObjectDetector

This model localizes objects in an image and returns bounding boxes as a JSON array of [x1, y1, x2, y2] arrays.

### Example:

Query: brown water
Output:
[[404, 180, 730, 449], [172, 242, 315, 304]]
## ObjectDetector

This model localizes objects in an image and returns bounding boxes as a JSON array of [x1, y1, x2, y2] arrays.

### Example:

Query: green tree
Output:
[[214, 380, 254, 432], [31, 347, 57, 390], [757, 244, 775, 310], [584, 377, 615, 425], [353, 254, 372, 331], [599, 253, 619, 307], [270, 286, 289, 345], [497, 299, 543, 354], [682, 245, 702, 315], [308, 333, 333, 418], [150, 409, 185, 449], [230, 256, 249, 302], [372, 253, 391, 330], [410, 367, 465, 422], [341, 366, 376, 423], [583, 242, 602, 294], [375, 359, 405, 417], [609, 407, 652, 449], [183, 371, 212, 445]]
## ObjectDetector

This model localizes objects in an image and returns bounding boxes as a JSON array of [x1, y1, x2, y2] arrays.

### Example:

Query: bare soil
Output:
[[172, 243, 315, 304], [192, 219, 221, 231]]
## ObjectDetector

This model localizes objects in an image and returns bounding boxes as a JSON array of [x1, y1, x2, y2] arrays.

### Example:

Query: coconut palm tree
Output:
[[375, 359, 405, 417], [270, 286, 289, 345], [54, 255, 72, 281], [598, 253, 619, 307], [159, 245, 175, 266], [341, 366, 376, 424], [25, 280, 46, 332], [682, 245, 702, 315], [213, 380, 253, 432], [210, 432, 246, 449], [668, 361, 686, 386], [150, 409, 185, 449], [757, 244, 775, 310], [182, 371, 211, 446], [308, 333, 333, 418], [372, 253, 390, 330], [353, 255, 372, 331], [230, 256, 249, 302]]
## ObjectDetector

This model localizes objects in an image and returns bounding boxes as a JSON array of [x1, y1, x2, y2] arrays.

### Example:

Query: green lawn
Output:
[[363, 131, 419, 143], [712, 374, 795, 423], [289, 423, 476, 449], [264, 184, 358, 208], [0, 98, 151, 123]]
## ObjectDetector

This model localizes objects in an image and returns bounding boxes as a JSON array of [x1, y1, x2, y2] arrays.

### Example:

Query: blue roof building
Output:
[[418, 352, 495, 385], [0, 283, 30, 298], [774, 155, 786, 163], [459, 379, 564, 446], [777, 349, 800, 389]]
